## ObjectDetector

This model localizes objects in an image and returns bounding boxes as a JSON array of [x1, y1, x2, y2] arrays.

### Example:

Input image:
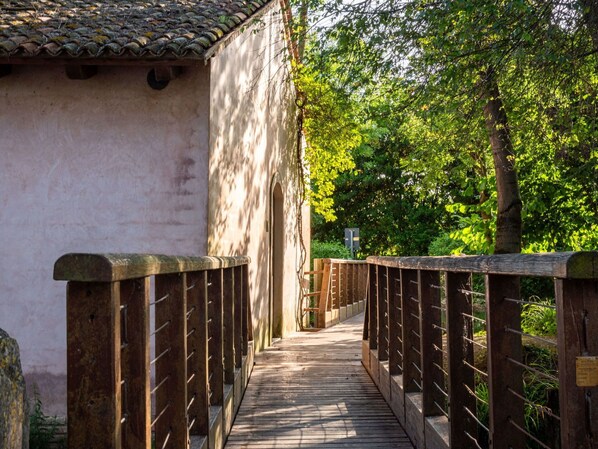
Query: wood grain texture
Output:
[[368, 252, 598, 279], [226, 314, 414, 449], [368, 265, 378, 351], [67, 281, 121, 449], [445, 272, 477, 447], [485, 274, 525, 449], [54, 253, 250, 282], [120, 278, 151, 449], [155, 273, 189, 449], [556, 279, 598, 449]]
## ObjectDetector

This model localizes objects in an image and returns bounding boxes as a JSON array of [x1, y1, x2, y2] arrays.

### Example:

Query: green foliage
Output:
[[475, 343, 559, 448], [427, 234, 465, 256], [29, 391, 66, 449], [521, 298, 558, 337], [311, 87, 451, 256], [311, 239, 351, 261], [294, 63, 366, 221], [300, 0, 598, 256]]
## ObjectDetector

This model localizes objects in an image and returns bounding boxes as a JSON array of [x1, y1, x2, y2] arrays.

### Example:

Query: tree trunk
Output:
[[298, 0, 309, 60], [480, 69, 522, 254]]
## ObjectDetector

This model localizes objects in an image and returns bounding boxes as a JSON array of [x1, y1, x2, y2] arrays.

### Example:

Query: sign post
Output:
[[344, 228, 360, 259]]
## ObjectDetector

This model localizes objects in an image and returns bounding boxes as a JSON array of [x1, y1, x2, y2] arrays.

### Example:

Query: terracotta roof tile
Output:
[[0, 0, 273, 60]]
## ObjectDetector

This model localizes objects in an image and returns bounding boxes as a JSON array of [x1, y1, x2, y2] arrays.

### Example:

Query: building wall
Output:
[[0, 65, 211, 414], [208, 3, 308, 350]]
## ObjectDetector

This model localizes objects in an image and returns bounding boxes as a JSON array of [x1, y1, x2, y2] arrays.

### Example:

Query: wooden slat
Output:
[[187, 271, 209, 436], [155, 273, 188, 448], [486, 274, 525, 449], [556, 278, 598, 448], [226, 314, 414, 449], [234, 266, 243, 369], [120, 278, 151, 449], [377, 266, 389, 361], [368, 265, 378, 351], [420, 270, 445, 417], [67, 282, 121, 449], [401, 269, 421, 393], [388, 267, 402, 375], [302, 291, 321, 297], [223, 268, 235, 384], [318, 262, 332, 327], [445, 272, 477, 447], [242, 264, 253, 348], [208, 269, 224, 405]]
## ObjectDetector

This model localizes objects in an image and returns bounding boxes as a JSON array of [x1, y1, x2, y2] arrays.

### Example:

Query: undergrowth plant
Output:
[[521, 296, 557, 336], [29, 391, 66, 449]]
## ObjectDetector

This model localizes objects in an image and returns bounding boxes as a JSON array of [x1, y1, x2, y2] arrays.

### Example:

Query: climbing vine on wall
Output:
[[293, 62, 365, 222]]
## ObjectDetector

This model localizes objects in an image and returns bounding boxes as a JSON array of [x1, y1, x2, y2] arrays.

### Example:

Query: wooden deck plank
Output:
[[225, 314, 415, 449]]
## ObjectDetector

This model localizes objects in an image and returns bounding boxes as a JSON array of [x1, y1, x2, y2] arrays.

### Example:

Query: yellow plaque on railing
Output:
[[576, 356, 598, 387]]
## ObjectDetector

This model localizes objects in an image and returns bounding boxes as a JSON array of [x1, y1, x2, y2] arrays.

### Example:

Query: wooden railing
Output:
[[363, 252, 598, 449], [54, 253, 254, 449], [303, 258, 368, 328]]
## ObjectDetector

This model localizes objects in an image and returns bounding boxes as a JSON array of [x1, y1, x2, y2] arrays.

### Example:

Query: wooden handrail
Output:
[[367, 251, 598, 278], [363, 251, 598, 449], [302, 259, 368, 328], [55, 253, 254, 449], [54, 253, 250, 281]]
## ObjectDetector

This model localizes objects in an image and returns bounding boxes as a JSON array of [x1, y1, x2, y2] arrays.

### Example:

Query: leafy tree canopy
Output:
[[289, 0, 598, 255]]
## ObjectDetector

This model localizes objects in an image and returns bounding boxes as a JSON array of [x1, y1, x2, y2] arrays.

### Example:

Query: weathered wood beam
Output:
[[66, 65, 98, 80], [0, 65, 11, 78], [54, 253, 250, 282], [368, 251, 598, 279]]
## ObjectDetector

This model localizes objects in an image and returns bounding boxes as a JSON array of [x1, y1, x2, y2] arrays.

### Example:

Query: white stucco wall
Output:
[[0, 65, 211, 414], [207, 3, 308, 351]]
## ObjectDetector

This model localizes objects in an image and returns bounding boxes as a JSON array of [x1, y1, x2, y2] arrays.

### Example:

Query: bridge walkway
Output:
[[225, 314, 414, 449]]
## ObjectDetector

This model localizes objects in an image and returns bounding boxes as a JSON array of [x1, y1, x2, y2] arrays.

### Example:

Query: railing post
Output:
[[318, 261, 331, 327], [223, 268, 235, 385], [208, 269, 224, 407], [485, 274, 525, 449], [348, 263, 355, 308], [234, 266, 243, 370], [445, 271, 477, 447], [120, 278, 151, 449], [388, 267, 402, 376], [368, 264, 378, 351], [330, 262, 338, 316], [67, 281, 122, 449], [340, 263, 347, 317], [420, 271, 445, 419], [154, 273, 189, 448], [187, 271, 210, 437], [242, 264, 250, 355], [378, 266, 389, 361], [401, 269, 421, 393], [555, 278, 598, 448]]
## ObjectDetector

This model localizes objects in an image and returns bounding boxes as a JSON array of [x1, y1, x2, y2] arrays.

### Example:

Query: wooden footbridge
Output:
[[53, 252, 598, 449], [226, 314, 413, 448]]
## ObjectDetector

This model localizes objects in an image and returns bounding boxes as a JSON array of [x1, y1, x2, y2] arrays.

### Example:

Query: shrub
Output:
[[311, 239, 352, 262]]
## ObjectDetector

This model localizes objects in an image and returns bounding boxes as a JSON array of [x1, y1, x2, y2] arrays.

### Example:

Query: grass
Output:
[[29, 391, 66, 449]]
